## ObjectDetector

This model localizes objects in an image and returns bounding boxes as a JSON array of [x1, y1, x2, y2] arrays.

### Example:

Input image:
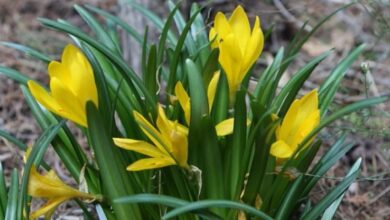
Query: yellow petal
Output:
[[209, 27, 219, 49], [174, 82, 191, 125], [219, 34, 243, 98], [67, 45, 98, 107], [168, 120, 189, 136], [291, 110, 320, 148], [215, 118, 235, 136], [242, 16, 264, 74], [207, 71, 221, 112], [27, 80, 62, 115], [133, 111, 171, 155], [49, 44, 98, 108], [169, 124, 189, 168], [298, 90, 318, 118], [50, 77, 86, 126], [278, 90, 318, 143], [155, 105, 189, 168], [270, 140, 294, 159], [215, 118, 251, 136], [28, 167, 91, 199], [48, 61, 71, 86], [127, 157, 176, 171], [30, 197, 67, 220], [214, 12, 231, 41], [113, 138, 167, 158], [228, 5, 251, 53]]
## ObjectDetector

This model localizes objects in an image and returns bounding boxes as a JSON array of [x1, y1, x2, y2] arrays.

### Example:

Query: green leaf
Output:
[[125, 0, 177, 44], [201, 49, 219, 89], [301, 141, 354, 197], [319, 44, 365, 114], [321, 158, 361, 220], [302, 158, 361, 220], [0, 66, 31, 84], [284, 3, 354, 66], [86, 102, 142, 219], [18, 121, 65, 220], [186, 59, 224, 203], [242, 103, 277, 204], [4, 169, 18, 220], [0, 163, 7, 219], [255, 47, 284, 107], [168, 0, 197, 56], [228, 89, 247, 199], [166, 9, 202, 94], [190, 3, 210, 66], [0, 129, 27, 151], [115, 194, 220, 220], [0, 42, 52, 63], [74, 5, 119, 53], [115, 194, 188, 207], [81, 44, 114, 130], [157, 3, 179, 65], [211, 73, 229, 123], [186, 59, 209, 129], [273, 50, 331, 116], [144, 45, 158, 99], [274, 175, 304, 220], [85, 5, 143, 44], [162, 200, 273, 220]]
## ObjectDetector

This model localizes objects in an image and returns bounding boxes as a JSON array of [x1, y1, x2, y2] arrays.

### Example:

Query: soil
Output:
[[0, 0, 389, 219]]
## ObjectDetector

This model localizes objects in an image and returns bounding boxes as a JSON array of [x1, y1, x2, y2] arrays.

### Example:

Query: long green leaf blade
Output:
[[162, 200, 273, 220]]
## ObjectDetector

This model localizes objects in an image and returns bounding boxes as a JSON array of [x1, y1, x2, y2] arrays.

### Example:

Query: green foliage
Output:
[[0, 1, 387, 220]]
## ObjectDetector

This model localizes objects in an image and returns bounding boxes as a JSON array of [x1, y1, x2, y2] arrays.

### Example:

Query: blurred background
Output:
[[0, 0, 389, 219]]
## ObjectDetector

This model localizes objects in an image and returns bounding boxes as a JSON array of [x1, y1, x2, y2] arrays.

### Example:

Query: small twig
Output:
[[367, 185, 390, 205], [272, 0, 313, 32]]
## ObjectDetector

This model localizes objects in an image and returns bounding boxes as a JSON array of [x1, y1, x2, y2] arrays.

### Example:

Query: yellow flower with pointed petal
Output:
[[27, 44, 98, 127], [175, 72, 221, 126], [174, 73, 242, 136], [28, 167, 98, 220], [270, 90, 320, 159], [114, 105, 189, 171], [209, 5, 264, 101]]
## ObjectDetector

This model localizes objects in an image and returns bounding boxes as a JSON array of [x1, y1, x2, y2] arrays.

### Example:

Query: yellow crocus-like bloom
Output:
[[174, 71, 221, 125], [114, 105, 189, 171], [209, 5, 264, 100], [270, 90, 320, 159], [28, 167, 97, 220], [174, 73, 243, 136], [27, 44, 98, 127]]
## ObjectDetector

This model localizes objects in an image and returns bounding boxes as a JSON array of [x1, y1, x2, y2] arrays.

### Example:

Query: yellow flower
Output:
[[209, 5, 264, 100], [174, 71, 221, 125], [114, 105, 189, 171], [174, 73, 245, 136], [270, 90, 320, 159], [28, 166, 97, 220], [27, 44, 98, 127]]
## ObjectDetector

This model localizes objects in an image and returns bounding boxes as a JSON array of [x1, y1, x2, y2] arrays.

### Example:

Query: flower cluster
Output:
[[17, 3, 367, 219]]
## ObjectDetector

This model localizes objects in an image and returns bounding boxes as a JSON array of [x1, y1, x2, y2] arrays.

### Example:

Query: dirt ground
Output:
[[0, 0, 389, 219]]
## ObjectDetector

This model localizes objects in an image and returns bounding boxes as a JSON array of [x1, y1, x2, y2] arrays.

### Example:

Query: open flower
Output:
[[270, 90, 320, 159], [209, 5, 264, 101], [114, 105, 189, 171], [27, 44, 98, 127], [28, 167, 98, 219]]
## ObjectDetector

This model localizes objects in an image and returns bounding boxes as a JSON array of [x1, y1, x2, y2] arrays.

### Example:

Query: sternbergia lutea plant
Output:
[[0, 2, 388, 220]]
